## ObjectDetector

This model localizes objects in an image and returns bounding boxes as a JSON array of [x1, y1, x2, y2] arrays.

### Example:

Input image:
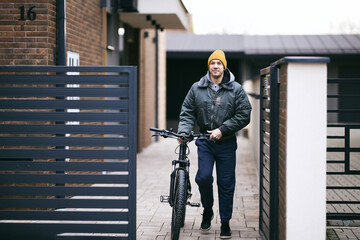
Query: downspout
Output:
[[147, 16, 163, 141], [56, 0, 66, 65], [55, 0, 66, 196], [101, 0, 107, 66], [155, 25, 159, 140]]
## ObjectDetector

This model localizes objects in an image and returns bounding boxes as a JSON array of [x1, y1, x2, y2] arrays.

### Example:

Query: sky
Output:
[[181, 0, 360, 35]]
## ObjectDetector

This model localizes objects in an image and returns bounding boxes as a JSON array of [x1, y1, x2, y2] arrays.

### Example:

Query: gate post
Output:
[[274, 57, 330, 239]]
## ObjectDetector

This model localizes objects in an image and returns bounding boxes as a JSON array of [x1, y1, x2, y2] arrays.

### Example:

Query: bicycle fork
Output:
[[160, 160, 200, 207]]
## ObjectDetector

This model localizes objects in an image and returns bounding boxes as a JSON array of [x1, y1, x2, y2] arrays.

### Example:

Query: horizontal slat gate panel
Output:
[[0, 87, 129, 97], [262, 143, 270, 158], [328, 78, 360, 83], [327, 147, 360, 152], [0, 186, 128, 196], [0, 223, 128, 234], [0, 74, 129, 84], [0, 198, 128, 209], [0, 137, 128, 147], [0, 66, 137, 239], [262, 176, 270, 196], [0, 65, 135, 72], [262, 99, 270, 109], [263, 121, 270, 133], [260, 221, 270, 240], [261, 209, 270, 232], [263, 131, 270, 145], [0, 100, 129, 109], [262, 190, 270, 208], [0, 174, 128, 184], [0, 161, 128, 171], [263, 111, 270, 121], [0, 112, 128, 122], [260, 67, 279, 239], [0, 210, 128, 221], [0, 124, 128, 134], [262, 153, 270, 169], [262, 162, 270, 182], [328, 94, 360, 98], [0, 149, 128, 159], [261, 197, 270, 218]]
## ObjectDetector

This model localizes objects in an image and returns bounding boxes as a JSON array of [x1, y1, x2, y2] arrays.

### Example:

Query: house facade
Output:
[[0, 0, 190, 151]]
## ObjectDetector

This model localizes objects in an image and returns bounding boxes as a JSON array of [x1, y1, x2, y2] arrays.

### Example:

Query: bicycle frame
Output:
[[168, 142, 190, 207], [150, 128, 208, 206], [150, 128, 209, 240]]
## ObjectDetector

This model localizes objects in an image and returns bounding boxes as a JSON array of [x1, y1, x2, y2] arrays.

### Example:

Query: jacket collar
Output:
[[198, 68, 234, 90]]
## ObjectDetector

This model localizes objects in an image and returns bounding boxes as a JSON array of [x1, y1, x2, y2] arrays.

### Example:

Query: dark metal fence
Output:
[[327, 78, 360, 221], [259, 66, 279, 240], [0, 66, 137, 239]]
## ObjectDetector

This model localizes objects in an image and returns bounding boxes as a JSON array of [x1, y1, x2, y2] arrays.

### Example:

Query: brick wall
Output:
[[278, 64, 287, 240], [138, 29, 167, 151], [66, 0, 103, 66], [0, 0, 56, 65], [0, 1, 103, 66], [0, 0, 168, 152], [139, 29, 156, 150]]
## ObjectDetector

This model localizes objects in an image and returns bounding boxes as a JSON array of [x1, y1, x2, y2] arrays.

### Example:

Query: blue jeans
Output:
[[195, 136, 237, 223]]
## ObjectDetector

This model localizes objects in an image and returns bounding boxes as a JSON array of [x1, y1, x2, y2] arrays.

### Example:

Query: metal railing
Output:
[[327, 78, 360, 221]]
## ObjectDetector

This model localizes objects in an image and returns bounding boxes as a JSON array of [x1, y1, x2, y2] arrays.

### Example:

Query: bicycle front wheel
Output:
[[171, 169, 187, 240]]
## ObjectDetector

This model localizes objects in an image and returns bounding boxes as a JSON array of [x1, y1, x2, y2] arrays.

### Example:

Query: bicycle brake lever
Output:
[[160, 132, 169, 138]]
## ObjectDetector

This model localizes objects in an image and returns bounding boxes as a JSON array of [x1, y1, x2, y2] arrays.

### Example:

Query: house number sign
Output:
[[19, 6, 37, 21], [263, 74, 270, 97]]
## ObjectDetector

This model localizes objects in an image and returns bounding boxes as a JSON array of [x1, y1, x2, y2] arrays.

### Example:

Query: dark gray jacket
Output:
[[178, 69, 252, 137]]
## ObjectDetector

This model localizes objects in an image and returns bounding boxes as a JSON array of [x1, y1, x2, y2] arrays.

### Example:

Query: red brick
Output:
[[0, 48, 13, 54], [0, 31, 25, 37], [13, 48, 36, 54]]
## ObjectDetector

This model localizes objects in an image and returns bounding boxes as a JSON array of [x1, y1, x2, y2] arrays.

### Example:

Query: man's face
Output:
[[209, 59, 225, 79]]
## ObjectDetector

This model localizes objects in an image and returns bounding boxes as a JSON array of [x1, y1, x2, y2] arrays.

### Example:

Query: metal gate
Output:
[[259, 66, 279, 240], [327, 78, 360, 221], [0, 66, 137, 239]]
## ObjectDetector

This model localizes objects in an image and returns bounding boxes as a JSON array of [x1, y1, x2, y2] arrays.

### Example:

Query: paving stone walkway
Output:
[[326, 127, 360, 239], [136, 133, 360, 239], [136, 135, 261, 239]]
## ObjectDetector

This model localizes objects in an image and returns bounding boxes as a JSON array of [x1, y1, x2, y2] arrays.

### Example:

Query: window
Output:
[[66, 51, 80, 124], [65, 52, 80, 162]]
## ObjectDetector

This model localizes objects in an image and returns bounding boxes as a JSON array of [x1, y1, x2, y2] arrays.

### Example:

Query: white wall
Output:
[[285, 62, 327, 240], [243, 78, 260, 175]]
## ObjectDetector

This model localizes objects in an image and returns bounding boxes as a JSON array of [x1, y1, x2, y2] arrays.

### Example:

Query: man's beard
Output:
[[211, 72, 223, 80]]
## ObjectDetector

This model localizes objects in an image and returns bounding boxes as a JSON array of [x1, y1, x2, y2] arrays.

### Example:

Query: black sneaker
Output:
[[200, 209, 214, 231], [220, 222, 232, 239]]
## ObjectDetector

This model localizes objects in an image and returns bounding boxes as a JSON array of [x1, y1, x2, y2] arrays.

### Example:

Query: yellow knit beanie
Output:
[[208, 49, 227, 69]]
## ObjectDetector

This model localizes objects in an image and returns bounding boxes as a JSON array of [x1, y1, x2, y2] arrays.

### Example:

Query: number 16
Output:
[[19, 6, 37, 21]]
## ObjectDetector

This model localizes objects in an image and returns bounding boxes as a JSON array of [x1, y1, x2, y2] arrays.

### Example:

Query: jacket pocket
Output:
[[217, 101, 234, 123], [196, 100, 209, 127]]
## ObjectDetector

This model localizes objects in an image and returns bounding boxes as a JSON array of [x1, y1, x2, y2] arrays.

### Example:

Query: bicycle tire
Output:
[[171, 169, 187, 240]]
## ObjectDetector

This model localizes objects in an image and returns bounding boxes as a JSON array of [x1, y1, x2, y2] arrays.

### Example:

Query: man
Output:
[[177, 49, 252, 239]]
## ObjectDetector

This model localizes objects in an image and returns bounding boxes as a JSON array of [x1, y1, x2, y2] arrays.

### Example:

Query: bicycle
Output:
[[149, 128, 210, 240]]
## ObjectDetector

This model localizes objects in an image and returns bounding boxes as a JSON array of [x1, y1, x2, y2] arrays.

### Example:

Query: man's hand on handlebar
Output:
[[149, 128, 209, 144], [177, 133, 188, 144]]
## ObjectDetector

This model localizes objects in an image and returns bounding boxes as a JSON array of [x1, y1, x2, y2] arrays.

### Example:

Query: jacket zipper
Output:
[[210, 88, 215, 130]]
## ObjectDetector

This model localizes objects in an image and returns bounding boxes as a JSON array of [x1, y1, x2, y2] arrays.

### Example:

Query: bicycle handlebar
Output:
[[149, 127, 210, 141]]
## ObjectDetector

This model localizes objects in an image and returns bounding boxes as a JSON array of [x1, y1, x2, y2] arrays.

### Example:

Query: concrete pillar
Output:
[[275, 57, 330, 240]]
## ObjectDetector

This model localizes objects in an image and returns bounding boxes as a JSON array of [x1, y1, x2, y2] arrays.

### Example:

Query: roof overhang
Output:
[[119, 0, 189, 30]]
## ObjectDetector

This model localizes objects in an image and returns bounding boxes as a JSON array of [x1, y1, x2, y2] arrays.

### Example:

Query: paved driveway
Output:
[[136, 135, 261, 239]]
